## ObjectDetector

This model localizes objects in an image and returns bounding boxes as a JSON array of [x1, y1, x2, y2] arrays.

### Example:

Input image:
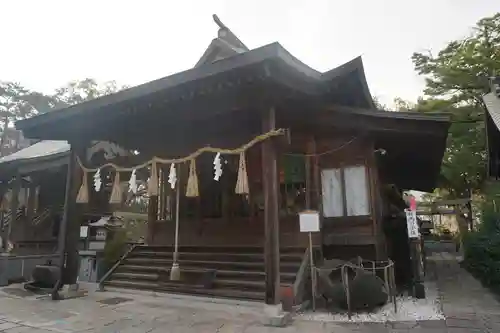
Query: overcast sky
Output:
[[1, 1, 498, 107]]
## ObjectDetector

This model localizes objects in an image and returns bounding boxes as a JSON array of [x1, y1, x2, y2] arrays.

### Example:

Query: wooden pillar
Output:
[[147, 196, 158, 244], [56, 146, 82, 288], [309, 136, 323, 257], [306, 136, 320, 210], [305, 150, 312, 210], [261, 107, 280, 304], [368, 151, 386, 260], [5, 175, 20, 251], [26, 183, 37, 239], [26, 184, 36, 222], [410, 238, 425, 298]]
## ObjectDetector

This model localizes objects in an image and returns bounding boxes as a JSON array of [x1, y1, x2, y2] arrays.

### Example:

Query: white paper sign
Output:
[[80, 226, 89, 238], [405, 209, 420, 239], [299, 211, 320, 233]]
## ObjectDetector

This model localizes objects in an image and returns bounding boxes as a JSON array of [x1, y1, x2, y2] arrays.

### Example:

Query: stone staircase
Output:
[[102, 245, 305, 301]]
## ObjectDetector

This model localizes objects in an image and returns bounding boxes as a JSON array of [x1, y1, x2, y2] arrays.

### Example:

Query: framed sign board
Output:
[[80, 226, 89, 238], [299, 210, 320, 233], [405, 209, 420, 239]]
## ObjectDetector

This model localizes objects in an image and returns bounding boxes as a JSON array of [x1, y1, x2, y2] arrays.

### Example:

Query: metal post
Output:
[[309, 231, 316, 311], [173, 173, 181, 263]]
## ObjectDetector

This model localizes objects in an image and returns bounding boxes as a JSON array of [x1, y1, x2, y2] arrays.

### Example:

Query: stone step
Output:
[[109, 274, 267, 292], [112, 272, 158, 281], [128, 251, 303, 262], [134, 245, 305, 255], [214, 279, 265, 291], [105, 245, 305, 301], [123, 258, 301, 272], [103, 279, 265, 301], [115, 265, 296, 282]]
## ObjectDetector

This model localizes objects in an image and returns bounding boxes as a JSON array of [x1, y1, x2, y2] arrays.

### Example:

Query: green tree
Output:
[[411, 13, 500, 198], [53, 79, 127, 106], [0, 78, 127, 157], [0, 82, 58, 156]]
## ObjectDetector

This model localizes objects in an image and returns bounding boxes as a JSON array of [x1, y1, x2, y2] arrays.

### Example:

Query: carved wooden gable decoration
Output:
[[86, 141, 131, 162]]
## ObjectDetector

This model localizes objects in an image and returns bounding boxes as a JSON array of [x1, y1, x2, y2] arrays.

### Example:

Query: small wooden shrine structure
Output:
[[0, 140, 133, 254], [0, 140, 69, 253], [15, 15, 450, 304]]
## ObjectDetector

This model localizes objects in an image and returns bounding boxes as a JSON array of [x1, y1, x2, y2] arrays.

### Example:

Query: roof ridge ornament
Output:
[[213, 14, 227, 30], [212, 14, 249, 51]]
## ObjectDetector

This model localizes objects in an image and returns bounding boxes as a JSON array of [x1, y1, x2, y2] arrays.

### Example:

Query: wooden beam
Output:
[[261, 106, 280, 305], [417, 198, 471, 207], [324, 234, 377, 246]]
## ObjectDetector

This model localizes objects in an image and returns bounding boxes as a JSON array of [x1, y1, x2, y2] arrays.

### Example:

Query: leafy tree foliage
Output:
[[411, 13, 500, 198], [0, 78, 127, 156], [53, 79, 127, 106], [0, 82, 58, 155]]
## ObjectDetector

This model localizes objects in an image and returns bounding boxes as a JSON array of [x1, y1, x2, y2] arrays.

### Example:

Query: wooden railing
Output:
[[293, 248, 310, 305], [98, 243, 139, 291]]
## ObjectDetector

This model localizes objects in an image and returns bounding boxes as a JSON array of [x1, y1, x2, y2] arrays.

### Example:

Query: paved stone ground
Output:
[[427, 252, 500, 333], [0, 251, 496, 332]]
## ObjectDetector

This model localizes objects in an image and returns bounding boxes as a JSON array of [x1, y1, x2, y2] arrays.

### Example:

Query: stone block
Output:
[[446, 317, 484, 329], [389, 321, 418, 329], [417, 320, 446, 328]]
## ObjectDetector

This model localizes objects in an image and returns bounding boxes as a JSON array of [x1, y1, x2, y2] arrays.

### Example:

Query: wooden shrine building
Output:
[[484, 76, 500, 179], [0, 140, 135, 254], [0, 140, 69, 254], [15, 16, 450, 304]]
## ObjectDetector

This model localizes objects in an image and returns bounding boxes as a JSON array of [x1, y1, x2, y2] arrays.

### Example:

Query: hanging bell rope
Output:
[[235, 152, 249, 194], [148, 161, 159, 196], [109, 172, 123, 204], [186, 159, 199, 197], [76, 171, 89, 203]]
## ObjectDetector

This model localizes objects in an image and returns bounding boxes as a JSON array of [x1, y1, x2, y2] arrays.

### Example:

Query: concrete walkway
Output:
[[0, 251, 496, 332], [428, 252, 500, 332]]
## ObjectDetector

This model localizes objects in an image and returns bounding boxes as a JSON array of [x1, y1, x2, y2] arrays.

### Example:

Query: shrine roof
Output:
[[16, 14, 376, 140], [484, 91, 500, 130], [0, 140, 69, 166], [0, 140, 69, 176], [484, 88, 500, 179], [14, 14, 451, 193]]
